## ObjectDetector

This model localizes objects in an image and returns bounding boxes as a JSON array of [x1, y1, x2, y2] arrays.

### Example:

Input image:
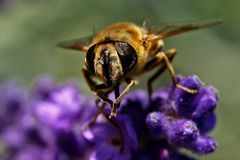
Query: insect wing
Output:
[[57, 35, 94, 51], [147, 19, 222, 41]]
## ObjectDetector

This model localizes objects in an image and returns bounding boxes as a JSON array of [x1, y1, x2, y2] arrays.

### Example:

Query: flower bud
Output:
[[168, 119, 199, 145]]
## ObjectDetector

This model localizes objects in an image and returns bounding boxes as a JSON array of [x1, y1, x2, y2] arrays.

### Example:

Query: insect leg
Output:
[[145, 49, 176, 100], [146, 49, 198, 101], [159, 51, 198, 94], [109, 79, 137, 119], [111, 84, 120, 118], [147, 66, 167, 101], [82, 67, 113, 105], [81, 99, 107, 131]]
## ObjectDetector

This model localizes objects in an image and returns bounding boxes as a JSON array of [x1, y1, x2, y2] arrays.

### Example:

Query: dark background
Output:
[[0, 0, 239, 159]]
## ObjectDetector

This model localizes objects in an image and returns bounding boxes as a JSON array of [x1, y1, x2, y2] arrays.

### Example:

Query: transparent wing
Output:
[[145, 19, 222, 41], [57, 35, 94, 51]]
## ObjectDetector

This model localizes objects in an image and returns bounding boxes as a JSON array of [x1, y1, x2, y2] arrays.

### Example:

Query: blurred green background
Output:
[[0, 0, 239, 159]]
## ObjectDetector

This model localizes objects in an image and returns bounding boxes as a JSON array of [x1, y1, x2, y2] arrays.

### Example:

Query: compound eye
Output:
[[115, 41, 137, 74], [86, 45, 96, 73]]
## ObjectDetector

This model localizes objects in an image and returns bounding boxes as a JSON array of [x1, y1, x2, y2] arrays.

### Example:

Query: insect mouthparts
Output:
[[101, 48, 111, 83]]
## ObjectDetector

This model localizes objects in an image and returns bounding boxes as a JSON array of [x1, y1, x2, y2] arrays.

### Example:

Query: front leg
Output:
[[82, 67, 137, 119], [82, 67, 113, 105], [109, 79, 137, 119]]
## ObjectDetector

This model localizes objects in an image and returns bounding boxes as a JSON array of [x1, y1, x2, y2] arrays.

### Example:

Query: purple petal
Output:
[[159, 149, 170, 160], [90, 142, 131, 160], [193, 112, 217, 134], [2, 126, 26, 148], [0, 82, 26, 118], [146, 112, 169, 136], [174, 75, 202, 117], [15, 146, 56, 160], [116, 115, 138, 149], [186, 135, 217, 154], [35, 102, 63, 127], [32, 75, 57, 100], [192, 86, 218, 118], [152, 88, 169, 104], [168, 119, 199, 145], [57, 130, 86, 157], [50, 86, 80, 114], [121, 89, 149, 109]]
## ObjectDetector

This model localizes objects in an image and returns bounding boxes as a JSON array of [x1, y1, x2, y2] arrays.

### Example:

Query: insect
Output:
[[58, 20, 221, 119]]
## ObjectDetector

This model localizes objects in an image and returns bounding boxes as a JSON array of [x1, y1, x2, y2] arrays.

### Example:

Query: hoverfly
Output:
[[58, 20, 221, 119]]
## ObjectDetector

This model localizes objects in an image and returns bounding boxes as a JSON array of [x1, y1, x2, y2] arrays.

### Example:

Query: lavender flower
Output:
[[34, 85, 81, 130], [0, 82, 27, 129], [84, 115, 137, 160], [0, 75, 219, 160], [145, 75, 218, 155]]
